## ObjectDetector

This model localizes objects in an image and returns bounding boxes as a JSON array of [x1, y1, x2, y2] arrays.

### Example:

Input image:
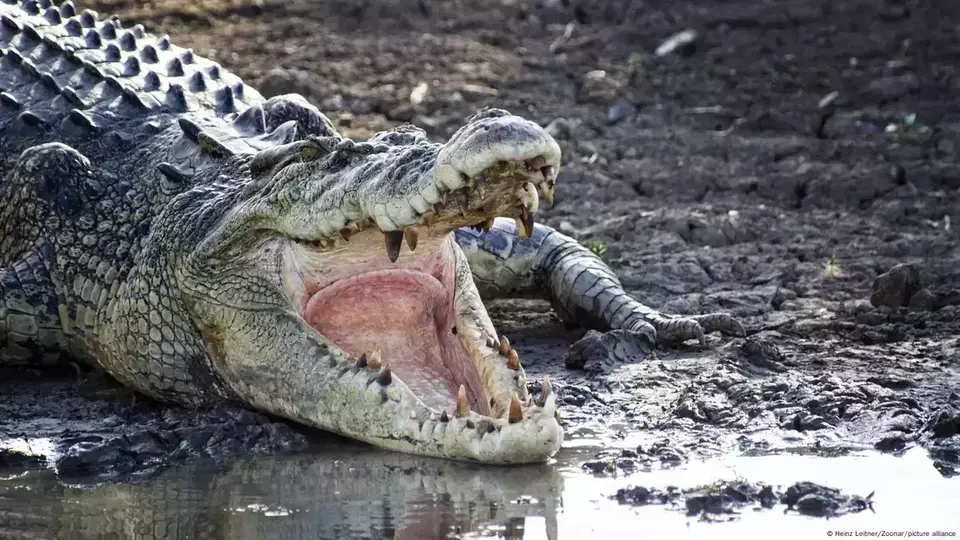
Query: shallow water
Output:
[[0, 441, 957, 540]]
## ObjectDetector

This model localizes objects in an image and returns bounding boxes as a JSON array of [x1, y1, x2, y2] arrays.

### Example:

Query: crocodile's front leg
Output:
[[455, 218, 745, 347]]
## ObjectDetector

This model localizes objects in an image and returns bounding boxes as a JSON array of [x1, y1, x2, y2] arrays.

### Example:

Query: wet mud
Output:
[[2, 0, 960, 532]]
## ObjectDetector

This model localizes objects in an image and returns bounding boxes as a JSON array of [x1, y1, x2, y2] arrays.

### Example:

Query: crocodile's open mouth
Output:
[[303, 236, 491, 416], [280, 154, 559, 436]]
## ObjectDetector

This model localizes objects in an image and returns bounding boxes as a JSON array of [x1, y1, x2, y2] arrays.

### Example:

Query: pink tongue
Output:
[[304, 270, 484, 411]]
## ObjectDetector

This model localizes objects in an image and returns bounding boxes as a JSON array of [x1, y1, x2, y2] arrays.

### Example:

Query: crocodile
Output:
[[0, 0, 744, 464]]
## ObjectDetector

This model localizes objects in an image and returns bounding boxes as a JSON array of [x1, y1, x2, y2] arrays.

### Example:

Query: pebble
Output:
[[870, 263, 921, 308], [655, 29, 699, 57]]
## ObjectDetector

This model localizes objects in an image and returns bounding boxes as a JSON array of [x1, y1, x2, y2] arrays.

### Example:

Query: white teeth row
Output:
[[294, 158, 559, 256], [436, 374, 554, 426], [345, 338, 556, 426]]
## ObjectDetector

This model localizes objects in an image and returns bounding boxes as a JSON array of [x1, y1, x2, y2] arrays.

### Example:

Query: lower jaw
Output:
[[286, 236, 563, 463], [302, 235, 492, 417]]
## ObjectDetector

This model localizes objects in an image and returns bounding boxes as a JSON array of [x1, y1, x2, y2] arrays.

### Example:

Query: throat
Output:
[[302, 247, 490, 415]]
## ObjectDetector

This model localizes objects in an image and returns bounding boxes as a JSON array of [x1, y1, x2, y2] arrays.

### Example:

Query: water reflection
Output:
[[0, 440, 563, 540], [3, 442, 958, 539]]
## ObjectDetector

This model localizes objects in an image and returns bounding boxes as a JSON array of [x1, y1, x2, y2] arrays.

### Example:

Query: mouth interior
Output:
[[302, 237, 490, 415]]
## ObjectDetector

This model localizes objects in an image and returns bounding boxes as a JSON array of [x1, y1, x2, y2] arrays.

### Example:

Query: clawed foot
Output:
[[647, 312, 746, 346]]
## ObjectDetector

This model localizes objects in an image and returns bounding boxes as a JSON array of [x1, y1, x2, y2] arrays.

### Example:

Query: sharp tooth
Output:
[[508, 394, 523, 423], [404, 228, 418, 251], [474, 175, 486, 199], [383, 230, 403, 263], [555, 411, 561, 423], [355, 353, 368, 368], [481, 217, 494, 232], [410, 410, 418, 420], [507, 349, 520, 370], [538, 376, 552, 407], [486, 336, 498, 349], [455, 384, 469, 417], [522, 208, 535, 239], [514, 217, 527, 239], [368, 348, 382, 370], [523, 182, 540, 213], [498, 335, 511, 356], [541, 185, 555, 207], [541, 165, 555, 182], [340, 228, 353, 242], [377, 364, 392, 385], [455, 187, 470, 216], [440, 410, 450, 423]]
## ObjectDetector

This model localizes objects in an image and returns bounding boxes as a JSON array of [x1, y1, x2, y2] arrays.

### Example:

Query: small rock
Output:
[[607, 101, 636, 125], [257, 68, 315, 99], [874, 435, 907, 452], [557, 220, 580, 238], [409, 81, 429, 105], [0, 449, 46, 469], [870, 263, 921, 308], [565, 329, 652, 372], [582, 460, 614, 474], [908, 288, 937, 311], [544, 117, 576, 140], [739, 338, 788, 372], [927, 407, 960, 439], [655, 29, 699, 57]]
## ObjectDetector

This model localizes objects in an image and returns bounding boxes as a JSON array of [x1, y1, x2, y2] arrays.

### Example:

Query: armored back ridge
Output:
[[0, 0, 337, 367]]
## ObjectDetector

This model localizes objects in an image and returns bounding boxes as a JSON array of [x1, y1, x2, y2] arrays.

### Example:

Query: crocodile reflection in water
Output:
[[0, 445, 563, 539]]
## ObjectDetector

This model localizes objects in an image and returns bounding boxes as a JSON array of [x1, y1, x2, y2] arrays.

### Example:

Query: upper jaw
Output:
[[266, 110, 561, 257]]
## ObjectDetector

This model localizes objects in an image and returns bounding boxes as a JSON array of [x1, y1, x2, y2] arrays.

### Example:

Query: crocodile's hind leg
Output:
[[1, 248, 66, 366], [455, 218, 745, 348]]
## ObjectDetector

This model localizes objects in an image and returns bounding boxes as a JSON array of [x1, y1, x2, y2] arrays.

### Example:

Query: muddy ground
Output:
[[2, 0, 960, 485]]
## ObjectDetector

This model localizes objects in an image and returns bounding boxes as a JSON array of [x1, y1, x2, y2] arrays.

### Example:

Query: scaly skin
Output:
[[0, 0, 744, 464]]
